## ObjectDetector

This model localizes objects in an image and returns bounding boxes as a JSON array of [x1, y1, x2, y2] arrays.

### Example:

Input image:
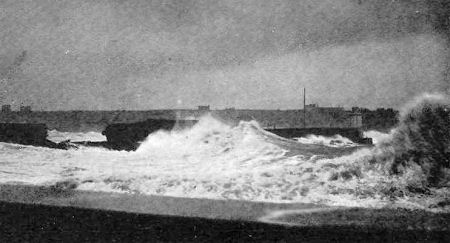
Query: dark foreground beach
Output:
[[0, 184, 448, 242]]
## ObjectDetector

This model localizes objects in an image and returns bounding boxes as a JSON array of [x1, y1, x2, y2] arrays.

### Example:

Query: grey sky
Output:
[[0, 0, 449, 110]]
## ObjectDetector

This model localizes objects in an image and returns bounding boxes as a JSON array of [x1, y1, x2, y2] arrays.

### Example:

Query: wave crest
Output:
[[373, 93, 450, 187], [136, 115, 287, 163]]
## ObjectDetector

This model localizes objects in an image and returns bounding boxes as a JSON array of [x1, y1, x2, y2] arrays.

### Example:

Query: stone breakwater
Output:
[[0, 123, 71, 149]]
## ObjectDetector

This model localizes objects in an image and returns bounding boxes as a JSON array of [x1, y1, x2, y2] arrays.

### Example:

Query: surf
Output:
[[0, 93, 448, 211]]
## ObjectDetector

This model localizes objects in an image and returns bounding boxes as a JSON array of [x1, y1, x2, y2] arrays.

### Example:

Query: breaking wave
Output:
[[363, 130, 390, 145], [0, 93, 448, 211], [370, 93, 450, 188]]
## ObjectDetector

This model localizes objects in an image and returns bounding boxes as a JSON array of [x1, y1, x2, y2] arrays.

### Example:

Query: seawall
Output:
[[0, 108, 396, 132], [0, 123, 67, 148]]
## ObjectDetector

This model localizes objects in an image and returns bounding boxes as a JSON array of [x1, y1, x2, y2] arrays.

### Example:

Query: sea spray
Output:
[[371, 94, 450, 188], [136, 116, 287, 162], [294, 134, 358, 148], [47, 130, 106, 143], [363, 130, 391, 144]]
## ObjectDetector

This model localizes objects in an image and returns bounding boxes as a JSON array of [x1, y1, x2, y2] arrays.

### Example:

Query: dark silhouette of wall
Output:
[[0, 108, 397, 133]]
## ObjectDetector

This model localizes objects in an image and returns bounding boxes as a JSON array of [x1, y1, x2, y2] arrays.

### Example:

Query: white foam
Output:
[[363, 130, 391, 145], [294, 134, 358, 147], [47, 130, 106, 143]]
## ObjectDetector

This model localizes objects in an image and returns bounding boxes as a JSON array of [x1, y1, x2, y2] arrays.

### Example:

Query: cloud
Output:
[[170, 34, 447, 109], [0, 0, 447, 110]]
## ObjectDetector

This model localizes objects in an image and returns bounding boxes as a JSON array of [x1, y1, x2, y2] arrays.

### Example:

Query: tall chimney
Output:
[[303, 87, 306, 128]]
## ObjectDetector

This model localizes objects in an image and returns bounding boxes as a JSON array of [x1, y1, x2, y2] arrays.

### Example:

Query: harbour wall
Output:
[[0, 108, 372, 132], [0, 123, 48, 145], [0, 123, 72, 148]]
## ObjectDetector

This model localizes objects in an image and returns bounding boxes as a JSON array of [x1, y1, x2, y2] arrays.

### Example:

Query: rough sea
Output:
[[0, 94, 448, 212]]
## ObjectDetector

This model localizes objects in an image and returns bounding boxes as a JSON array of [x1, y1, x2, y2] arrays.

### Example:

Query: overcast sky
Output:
[[0, 0, 449, 110]]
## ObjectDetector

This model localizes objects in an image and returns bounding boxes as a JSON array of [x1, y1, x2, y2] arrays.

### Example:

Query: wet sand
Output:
[[0, 184, 449, 242]]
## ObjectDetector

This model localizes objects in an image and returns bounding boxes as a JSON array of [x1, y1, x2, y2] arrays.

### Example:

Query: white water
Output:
[[0, 114, 448, 211], [47, 130, 106, 143], [294, 134, 358, 147], [363, 130, 391, 145]]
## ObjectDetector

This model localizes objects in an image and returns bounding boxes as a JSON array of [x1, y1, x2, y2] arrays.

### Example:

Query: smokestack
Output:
[[303, 87, 306, 128]]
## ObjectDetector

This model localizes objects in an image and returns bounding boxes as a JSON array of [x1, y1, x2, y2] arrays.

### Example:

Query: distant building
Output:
[[349, 112, 363, 128], [305, 104, 318, 110], [1, 105, 11, 113], [198, 105, 210, 111], [19, 105, 31, 113], [317, 107, 345, 113], [305, 104, 344, 113]]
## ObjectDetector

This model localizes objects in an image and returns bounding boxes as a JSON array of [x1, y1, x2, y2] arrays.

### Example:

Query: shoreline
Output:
[[0, 184, 449, 241], [0, 184, 324, 222]]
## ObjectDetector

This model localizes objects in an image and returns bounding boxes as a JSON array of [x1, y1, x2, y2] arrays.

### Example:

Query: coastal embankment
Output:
[[0, 123, 71, 149], [0, 107, 398, 132]]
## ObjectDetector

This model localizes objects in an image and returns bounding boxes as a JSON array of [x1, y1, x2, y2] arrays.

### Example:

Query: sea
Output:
[[0, 94, 448, 212]]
